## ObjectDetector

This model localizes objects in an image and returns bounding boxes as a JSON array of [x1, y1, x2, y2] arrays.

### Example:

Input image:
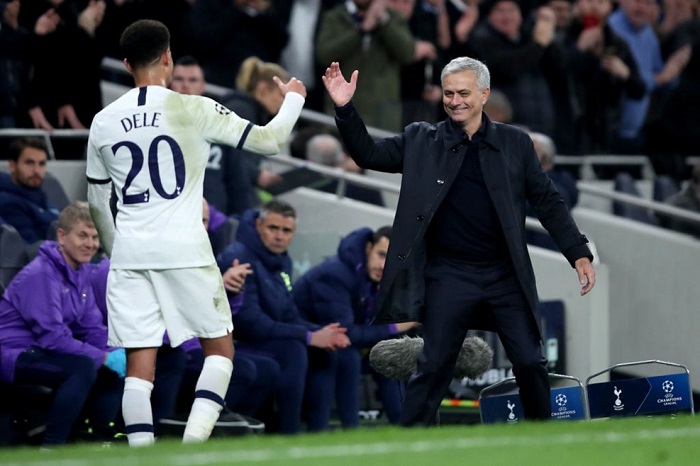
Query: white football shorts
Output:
[[106, 264, 233, 348]]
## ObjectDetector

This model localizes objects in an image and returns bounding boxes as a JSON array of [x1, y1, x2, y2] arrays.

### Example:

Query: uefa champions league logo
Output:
[[662, 380, 674, 394], [555, 393, 567, 408], [657, 379, 683, 406]]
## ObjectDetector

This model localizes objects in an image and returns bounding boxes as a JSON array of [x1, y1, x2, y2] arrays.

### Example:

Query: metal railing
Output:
[[578, 182, 700, 225], [0, 128, 89, 160], [555, 154, 656, 181]]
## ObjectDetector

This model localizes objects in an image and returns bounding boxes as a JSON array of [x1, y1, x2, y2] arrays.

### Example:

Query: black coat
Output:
[[335, 106, 592, 333]]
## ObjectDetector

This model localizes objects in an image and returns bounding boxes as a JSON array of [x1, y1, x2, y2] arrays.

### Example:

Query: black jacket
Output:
[[335, 105, 592, 334]]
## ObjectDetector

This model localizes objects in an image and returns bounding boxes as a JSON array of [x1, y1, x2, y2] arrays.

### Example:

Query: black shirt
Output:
[[427, 122, 509, 262]]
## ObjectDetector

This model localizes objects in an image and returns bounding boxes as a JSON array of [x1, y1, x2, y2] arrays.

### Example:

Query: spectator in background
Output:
[[529, 131, 578, 209], [189, 0, 289, 88], [0, 202, 125, 446], [278, 0, 341, 112], [0, 0, 33, 129], [482, 88, 513, 123], [543, 0, 575, 42], [644, 5, 699, 179], [216, 199, 350, 434], [220, 57, 300, 205], [659, 161, 700, 237], [0, 137, 59, 244], [293, 226, 419, 429], [446, 0, 480, 60], [470, 0, 576, 153], [18, 0, 108, 133], [304, 133, 385, 206], [655, 0, 697, 60], [526, 132, 578, 251], [563, 0, 646, 155], [170, 56, 255, 216], [316, 0, 416, 132], [389, 0, 451, 126], [607, 0, 691, 154]]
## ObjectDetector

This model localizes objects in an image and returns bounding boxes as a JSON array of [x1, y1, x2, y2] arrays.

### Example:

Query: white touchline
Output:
[[11, 425, 700, 466]]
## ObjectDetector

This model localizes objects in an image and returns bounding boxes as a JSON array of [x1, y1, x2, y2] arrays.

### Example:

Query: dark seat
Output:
[[612, 172, 658, 225], [653, 175, 679, 203], [0, 224, 28, 288], [41, 172, 70, 211]]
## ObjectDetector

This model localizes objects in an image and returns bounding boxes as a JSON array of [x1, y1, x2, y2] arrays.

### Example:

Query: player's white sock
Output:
[[122, 377, 155, 447], [183, 355, 233, 443]]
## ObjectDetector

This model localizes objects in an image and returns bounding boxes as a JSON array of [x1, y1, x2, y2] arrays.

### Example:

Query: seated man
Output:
[[293, 226, 419, 429], [216, 199, 350, 434], [0, 137, 59, 244], [0, 201, 124, 446]]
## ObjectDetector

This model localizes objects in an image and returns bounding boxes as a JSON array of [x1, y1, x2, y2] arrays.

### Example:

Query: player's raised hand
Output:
[[274, 76, 307, 98], [322, 62, 358, 108]]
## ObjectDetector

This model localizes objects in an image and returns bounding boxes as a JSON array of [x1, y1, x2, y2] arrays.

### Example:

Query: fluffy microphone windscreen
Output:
[[369, 336, 493, 381]]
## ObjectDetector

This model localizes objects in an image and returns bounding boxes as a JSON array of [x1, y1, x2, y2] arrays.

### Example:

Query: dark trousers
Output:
[[304, 347, 338, 432], [236, 339, 308, 434], [335, 348, 403, 428], [305, 346, 405, 431], [400, 256, 550, 426], [227, 349, 280, 416], [14, 350, 123, 445]]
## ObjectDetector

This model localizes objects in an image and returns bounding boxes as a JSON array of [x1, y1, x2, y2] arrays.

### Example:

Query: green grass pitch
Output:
[[1, 415, 698, 466]]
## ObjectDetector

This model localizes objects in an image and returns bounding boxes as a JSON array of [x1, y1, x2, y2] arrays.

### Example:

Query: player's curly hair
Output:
[[120, 19, 170, 71]]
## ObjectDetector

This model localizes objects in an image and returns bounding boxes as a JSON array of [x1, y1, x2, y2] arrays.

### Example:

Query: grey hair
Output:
[[259, 199, 296, 221], [529, 131, 557, 167], [441, 56, 491, 91], [306, 134, 344, 167]]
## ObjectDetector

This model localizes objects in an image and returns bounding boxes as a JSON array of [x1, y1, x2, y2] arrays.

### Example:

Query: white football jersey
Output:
[[86, 85, 303, 269]]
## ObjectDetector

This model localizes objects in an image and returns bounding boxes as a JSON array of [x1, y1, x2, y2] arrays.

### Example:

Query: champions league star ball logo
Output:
[[214, 103, 231, 116], [662, 380, 674, 393], [555, 393, 567, 408]]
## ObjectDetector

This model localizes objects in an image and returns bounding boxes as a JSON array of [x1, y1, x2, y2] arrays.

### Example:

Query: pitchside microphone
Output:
[[369, 336, 493, 382]]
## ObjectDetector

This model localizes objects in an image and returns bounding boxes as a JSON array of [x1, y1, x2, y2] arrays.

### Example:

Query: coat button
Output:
[[398, 253, 406, 261], [437, 179, 445, 185], [416, 215, 424, 221]]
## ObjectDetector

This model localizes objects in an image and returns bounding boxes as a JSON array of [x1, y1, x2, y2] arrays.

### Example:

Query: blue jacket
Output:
[[0, 172, 59, 244], [293, 228, 396, 348], [216, 208, 317, 343], [0, 242, 109, 382]]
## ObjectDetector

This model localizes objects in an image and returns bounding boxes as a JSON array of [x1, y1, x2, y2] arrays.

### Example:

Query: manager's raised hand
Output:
[[322, 62, 358, 108]]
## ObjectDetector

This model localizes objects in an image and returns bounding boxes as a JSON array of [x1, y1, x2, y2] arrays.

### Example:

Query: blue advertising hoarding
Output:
[[480, 385, 587, 424], [587, 372, 692, 418]]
